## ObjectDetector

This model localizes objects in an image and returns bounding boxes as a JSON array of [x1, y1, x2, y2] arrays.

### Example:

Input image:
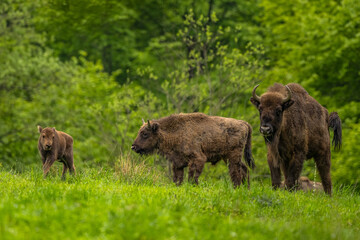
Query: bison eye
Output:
[[142, 132, 149, 139], [276, 108, 282, 116], [42, 136, 45, 138]]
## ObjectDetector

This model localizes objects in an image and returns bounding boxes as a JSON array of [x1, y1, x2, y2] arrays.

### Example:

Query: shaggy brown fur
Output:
[[37, 126, 75, 179], [280, 176, 323, 192], [250, 83, 342, 196], [131, 113, 255, 187]]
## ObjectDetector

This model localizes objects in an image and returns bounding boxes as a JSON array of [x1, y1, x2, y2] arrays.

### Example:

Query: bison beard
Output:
[[131, 113, 255, 188], [250, 83, 342, 196]]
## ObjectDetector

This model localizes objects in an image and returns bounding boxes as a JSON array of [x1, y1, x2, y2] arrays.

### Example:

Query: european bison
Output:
[[281, 176, 323, 192], [250, 83, 341, 195], [37, 126, 75, 179], [131, 113, 255, 187]]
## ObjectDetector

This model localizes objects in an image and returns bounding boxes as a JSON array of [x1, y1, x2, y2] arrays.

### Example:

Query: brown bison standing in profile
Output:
[[250, 83, 341, 195], [131, 113, 255, 187], [37, 126, 76, 179]]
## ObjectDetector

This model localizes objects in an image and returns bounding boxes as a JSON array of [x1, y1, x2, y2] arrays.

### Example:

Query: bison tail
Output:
[[244, 124, 255, 170], [329, 112, 342, 151]]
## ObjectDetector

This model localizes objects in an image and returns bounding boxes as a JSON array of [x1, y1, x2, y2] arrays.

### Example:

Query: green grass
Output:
[[0, 165, 359, 240]]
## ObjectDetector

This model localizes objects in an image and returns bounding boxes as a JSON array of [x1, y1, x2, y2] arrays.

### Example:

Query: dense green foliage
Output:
[[0, 168, 359, 239], [1, 0, 359, 188]]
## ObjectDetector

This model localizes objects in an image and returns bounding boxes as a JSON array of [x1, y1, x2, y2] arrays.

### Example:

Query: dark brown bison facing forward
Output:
[[131, 113, 255, 187], [37, 126, 76, 179], [250, 83, 342, 195]]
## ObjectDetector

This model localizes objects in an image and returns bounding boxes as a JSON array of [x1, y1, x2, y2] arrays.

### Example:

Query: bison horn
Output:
[[147, 120, 151, 129], [142, 118, 145, 125], [252, 84, 261, 102], [283, 85, 292, 103]]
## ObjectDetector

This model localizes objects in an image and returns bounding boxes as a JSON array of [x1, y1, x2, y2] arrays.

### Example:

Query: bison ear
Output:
[[147, 120, 159, 132], [282, 100, 294, 111], [37, 125, 43, 133], [250, 97, 260, 109], [151, 122, 159, 133]]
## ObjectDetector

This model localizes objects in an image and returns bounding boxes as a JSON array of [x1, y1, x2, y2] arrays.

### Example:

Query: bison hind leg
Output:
[[228, 161, 249, 188], [227, 151, 249, 188], [188, 154, 206, 185], [43, 158, 56, 178], [61, 161, 68, 180], [240, 162, 250, 189], [68, 164, 76, 176]]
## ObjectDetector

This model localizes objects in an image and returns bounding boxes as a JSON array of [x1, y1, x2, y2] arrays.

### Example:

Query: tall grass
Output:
[[113, 153, 169, 185]]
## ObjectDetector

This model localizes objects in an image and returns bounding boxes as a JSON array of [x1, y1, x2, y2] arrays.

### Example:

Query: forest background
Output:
[[1, 0, 359, 189]]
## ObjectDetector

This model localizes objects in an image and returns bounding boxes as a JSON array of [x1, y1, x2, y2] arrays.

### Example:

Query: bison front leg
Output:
[[172, 165, 184, 186], [41, 155, 46, 166], [61, 162, 68, 180], [267, 154, 282, 189], [188, 154, 206, 185], [43, 156, 56, 178], [171, 156, 185, 186], [284, 154, 304, 191]]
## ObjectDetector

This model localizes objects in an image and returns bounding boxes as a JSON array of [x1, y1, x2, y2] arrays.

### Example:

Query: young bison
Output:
[[37, 126, 75, 179], [131, 113, 255, 187], [250, 83, 342, 195], [280, 176, 323, 192]]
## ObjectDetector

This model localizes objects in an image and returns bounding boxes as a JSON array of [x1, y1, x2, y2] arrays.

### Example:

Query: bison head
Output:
[[250, 84, 294, 142], [38, 126, 56, 151], [131, 120, 160, 155]]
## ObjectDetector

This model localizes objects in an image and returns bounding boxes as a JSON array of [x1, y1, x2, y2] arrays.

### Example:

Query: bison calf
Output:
[[280, 176, 323, 192], [37, 126, 75, 179], [131, 113, 255, 187]]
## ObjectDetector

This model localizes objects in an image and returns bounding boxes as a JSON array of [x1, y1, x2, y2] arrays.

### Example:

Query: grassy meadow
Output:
[[1, 1, 360, 239], [0, 158, 359, 240]]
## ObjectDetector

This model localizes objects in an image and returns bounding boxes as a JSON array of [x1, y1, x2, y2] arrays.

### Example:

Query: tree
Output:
[[261, 0, 360, 108], [35, 0, 136, 75]]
